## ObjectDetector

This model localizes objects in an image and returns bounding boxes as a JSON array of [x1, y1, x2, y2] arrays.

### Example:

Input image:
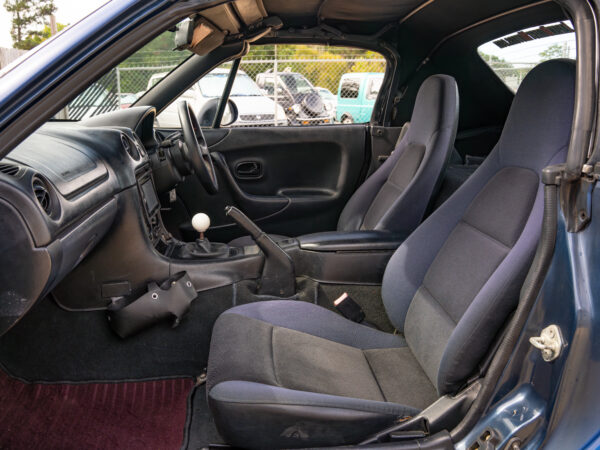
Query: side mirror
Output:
[[196, 98, 239, 127]]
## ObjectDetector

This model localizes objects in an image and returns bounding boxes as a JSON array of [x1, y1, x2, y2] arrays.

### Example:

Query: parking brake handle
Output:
[[225, 206, 295, 297]]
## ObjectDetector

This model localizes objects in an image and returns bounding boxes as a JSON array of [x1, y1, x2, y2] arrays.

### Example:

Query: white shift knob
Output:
[[192, 213, 210, 234]]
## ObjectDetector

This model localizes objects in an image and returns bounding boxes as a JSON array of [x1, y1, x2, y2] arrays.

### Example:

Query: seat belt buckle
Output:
[[333, 293, 365, 323]]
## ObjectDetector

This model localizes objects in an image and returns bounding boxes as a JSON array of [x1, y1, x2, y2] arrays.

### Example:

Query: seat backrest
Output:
[[381, 59, 576, 395], [337, 74, 459, 234]]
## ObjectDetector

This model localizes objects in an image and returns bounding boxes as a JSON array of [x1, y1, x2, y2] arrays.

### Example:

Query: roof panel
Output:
[[320, 0, 423, 22]]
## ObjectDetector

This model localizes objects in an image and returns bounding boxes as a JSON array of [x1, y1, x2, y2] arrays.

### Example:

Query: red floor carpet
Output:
[[0, 371, 194, 449]]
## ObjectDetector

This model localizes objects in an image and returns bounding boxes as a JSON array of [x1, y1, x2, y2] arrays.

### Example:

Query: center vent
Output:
[[32, 176, 53, 216], [0, 162, 19, 177], [121, 134, 140, 160]]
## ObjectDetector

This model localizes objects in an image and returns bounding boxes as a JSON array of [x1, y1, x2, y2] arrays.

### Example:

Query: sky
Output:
[[0, 0, 109, 49], [478, 21, 577, 64]]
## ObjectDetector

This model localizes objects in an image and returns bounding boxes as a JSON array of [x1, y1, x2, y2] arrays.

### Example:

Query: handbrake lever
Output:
[[225, 206, 295, 297]]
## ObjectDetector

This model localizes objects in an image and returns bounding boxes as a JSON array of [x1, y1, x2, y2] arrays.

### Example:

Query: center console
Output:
[[136, 168, 247, 259], [290, 230, 406, 285], [137, 168, 167, 248], [136, 165, 405, 288]]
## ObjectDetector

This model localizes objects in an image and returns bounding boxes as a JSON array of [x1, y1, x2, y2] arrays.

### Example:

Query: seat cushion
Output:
[[228, 233, 289, 247], [207, 301, 437, 448]]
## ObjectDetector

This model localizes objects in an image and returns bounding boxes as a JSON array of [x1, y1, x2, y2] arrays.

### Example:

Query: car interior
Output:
[[0, 0, 583, 448]]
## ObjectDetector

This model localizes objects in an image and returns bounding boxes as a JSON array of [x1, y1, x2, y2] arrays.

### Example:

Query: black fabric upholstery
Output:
[[206, 60, 576, 448]]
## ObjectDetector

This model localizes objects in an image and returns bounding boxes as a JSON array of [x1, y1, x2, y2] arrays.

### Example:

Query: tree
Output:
[[21, 22, 67, 48], [4, 0, 57, 50], [539, 43, 568, 61]]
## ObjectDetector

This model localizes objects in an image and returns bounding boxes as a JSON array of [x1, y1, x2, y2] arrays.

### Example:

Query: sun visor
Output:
[[174, 17, 226, 56]]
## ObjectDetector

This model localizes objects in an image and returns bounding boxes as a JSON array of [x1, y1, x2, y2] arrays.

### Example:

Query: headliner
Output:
[[260, 0, 556, 36]]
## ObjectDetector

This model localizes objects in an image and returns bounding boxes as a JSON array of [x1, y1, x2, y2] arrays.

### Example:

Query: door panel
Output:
[[176, 125, 368, 242]]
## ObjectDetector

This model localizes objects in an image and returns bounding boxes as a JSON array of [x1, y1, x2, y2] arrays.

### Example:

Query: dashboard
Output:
[[0, 106, 162, 334]]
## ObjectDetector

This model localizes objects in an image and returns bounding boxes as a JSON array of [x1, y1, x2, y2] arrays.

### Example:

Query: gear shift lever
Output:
[[192, 213, 210, 240], [171, 212, 230, 259]]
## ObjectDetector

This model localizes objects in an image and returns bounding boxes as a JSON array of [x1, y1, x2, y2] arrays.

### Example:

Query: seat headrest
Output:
[[498, 59, 576, 170], [407, 74, 459, 144]]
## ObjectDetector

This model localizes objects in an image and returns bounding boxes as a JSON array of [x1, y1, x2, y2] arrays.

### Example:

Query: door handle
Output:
[[235, 161, 263, 179]]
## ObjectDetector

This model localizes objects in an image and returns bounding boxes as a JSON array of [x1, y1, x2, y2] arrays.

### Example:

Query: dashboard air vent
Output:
[[0, 162, 19, 177], [121, 134, 140, 161], [32, 176, 53, 215]]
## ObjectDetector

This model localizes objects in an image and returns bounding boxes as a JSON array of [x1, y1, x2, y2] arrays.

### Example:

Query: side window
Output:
[[160, 45, 385, 128], [365, 77, 382, 100], [340, 78, 360, 99], [156, 45, 386, 128], [478, 21, 576, 92]]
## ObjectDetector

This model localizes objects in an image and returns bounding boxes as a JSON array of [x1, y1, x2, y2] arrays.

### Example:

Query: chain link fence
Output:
[[485, 60, 536, 92], [65, 45, 387, 126]]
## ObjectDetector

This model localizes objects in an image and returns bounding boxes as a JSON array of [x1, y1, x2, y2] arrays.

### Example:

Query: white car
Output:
[[150, 69, 288, 128]]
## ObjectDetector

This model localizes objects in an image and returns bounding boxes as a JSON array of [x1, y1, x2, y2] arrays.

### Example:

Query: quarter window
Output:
[[478, 21, 576, 92]]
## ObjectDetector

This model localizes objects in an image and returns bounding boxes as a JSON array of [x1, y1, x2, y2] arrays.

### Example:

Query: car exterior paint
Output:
[[336, 72, 384, 123]]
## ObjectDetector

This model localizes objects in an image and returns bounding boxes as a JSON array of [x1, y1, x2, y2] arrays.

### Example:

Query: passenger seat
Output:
[[229, 74, 459, 246]]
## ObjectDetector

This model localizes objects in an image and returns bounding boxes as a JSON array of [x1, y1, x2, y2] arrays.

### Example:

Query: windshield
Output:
[[280, 74, 314, 94], [56, 27, 191, 120], [199, 72, 264, 97]]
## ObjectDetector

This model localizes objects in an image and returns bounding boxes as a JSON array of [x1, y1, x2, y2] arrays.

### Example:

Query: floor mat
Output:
[[0, 371, 194, 449], [182, 384, 224, 449], [0, 288, 232, 382]]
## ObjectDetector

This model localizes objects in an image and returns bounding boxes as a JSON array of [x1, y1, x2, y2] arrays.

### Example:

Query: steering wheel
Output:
[[177, 101, 219, 194]]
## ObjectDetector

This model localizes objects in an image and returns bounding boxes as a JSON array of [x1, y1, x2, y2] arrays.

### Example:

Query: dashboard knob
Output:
[[192, 213, 210, 239]]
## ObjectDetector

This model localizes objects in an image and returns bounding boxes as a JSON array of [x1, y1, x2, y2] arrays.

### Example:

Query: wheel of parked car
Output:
[[341, 115, 354, 124], [177, 100, 219, 194]]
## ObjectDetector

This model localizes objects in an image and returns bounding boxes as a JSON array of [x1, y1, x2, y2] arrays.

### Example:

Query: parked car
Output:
[[256, 70, 335, 125], [150, 68, 287, 127], [336, 72, 384, 123], [315, 86, 337, 119], [119, 92, 139, 109]]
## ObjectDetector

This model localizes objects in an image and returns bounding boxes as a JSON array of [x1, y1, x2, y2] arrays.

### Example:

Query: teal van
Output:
[[336, 72, 384, 123]]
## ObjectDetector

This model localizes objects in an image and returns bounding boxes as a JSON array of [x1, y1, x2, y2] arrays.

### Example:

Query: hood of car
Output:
[[230, 95, 284, 117]]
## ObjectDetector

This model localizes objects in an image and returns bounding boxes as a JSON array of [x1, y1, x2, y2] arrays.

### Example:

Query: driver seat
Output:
[[206, 60, 575, 448], [228, 73, 459, 246]]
